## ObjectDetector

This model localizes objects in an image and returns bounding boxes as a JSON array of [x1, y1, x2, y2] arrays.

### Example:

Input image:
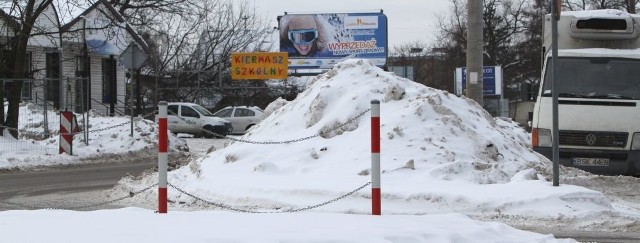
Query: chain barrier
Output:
[[1, 110, 159, 137], [8, 183, 158, 210], [3, 107, 374, 211], [168, 181, 372, 213], [204, 108, 372, 144], [74, 110, 159, 135]]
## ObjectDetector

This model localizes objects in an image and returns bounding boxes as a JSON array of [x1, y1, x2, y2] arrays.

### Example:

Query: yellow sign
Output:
[[231, 52, 288, 80]]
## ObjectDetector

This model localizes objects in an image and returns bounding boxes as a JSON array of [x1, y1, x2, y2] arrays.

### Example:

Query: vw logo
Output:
[[585, 134, 598, 146]]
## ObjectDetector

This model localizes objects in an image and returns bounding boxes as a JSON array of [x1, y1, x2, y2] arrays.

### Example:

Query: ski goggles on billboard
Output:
[[288, 29, 318, 45]]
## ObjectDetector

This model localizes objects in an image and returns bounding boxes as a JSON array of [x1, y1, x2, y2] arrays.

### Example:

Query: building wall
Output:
[[60, 4, 130, 116], [27, 4, 60, 48], [3, 2, 136, 116], [509, 100, 535, 129]]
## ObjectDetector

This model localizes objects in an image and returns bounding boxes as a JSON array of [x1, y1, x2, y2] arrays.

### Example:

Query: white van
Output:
[[161, 102, 232, 138], [532, 9, 640, 175]]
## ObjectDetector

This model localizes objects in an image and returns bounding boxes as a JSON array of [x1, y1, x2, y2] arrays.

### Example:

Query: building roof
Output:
[[0, 0, 148, 53], [0, 8, 19, 31], [60, 0, 149, 52]]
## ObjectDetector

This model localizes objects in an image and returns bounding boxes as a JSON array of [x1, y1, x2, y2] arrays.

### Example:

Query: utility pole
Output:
[[629, 0, 637, 14], [466, 0, 484, 105], [551, 0, 560, 186]]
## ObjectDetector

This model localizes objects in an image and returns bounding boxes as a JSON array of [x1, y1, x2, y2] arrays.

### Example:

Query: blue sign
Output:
[[279, 12, 388, 69], [455, 66, 503, 96]]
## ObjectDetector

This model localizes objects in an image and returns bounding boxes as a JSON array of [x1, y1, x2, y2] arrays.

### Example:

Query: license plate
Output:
[[571, 157, 610, 166]]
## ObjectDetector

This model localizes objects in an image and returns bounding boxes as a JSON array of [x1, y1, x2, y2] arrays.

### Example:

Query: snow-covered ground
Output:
[[2, 59, 640, 242], [0, 104, 188, 170]]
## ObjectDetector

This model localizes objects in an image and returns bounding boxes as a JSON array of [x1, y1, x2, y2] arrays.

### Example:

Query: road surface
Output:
[[1, 138, 639, 242], [0, 159, 156, 210]]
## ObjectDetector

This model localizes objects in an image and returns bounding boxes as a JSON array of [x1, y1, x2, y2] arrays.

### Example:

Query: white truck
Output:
[[532, 9, 640, 176]]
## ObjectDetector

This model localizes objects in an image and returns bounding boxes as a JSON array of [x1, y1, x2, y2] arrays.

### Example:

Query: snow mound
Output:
[[123, 59, 621, 219], [193, 59, 551, 184]]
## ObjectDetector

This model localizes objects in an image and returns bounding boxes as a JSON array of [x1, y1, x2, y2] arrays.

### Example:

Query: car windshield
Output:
[[542, 57, 640, 100], [191, 104, 214, 116]]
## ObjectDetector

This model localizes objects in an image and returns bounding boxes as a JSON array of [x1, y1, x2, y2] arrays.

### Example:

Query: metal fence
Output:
[[1, 102, 60, 156], [1, 77, 130, 156], [3, 106, 375, 212]]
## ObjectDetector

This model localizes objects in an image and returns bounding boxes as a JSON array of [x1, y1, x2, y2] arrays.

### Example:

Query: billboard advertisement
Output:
[[455, 66, 503, 96], [279, 12, 388, 69]]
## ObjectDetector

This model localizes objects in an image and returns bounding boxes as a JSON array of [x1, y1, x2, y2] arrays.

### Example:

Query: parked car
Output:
[[213, 106, 265, 134], [159, 102, 232, 138]]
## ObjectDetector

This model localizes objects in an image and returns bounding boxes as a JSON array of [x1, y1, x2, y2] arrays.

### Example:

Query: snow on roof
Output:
[[563, 9, 639, 18], [53, 0, 90, 26], [0, 0, 91, 25]]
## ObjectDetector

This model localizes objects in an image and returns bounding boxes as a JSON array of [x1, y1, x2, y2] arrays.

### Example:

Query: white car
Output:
[[161, 102, 232, 138], [213, 106, 265, 134]]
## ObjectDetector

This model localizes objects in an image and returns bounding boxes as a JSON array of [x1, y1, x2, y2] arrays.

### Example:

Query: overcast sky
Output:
[[254, 0, 451, 50]]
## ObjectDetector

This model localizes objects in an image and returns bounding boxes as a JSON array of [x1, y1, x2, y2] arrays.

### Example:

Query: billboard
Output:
[[455, 66, 503, 96], [231, 52, 288, 80], [279, 12, 388, 69]]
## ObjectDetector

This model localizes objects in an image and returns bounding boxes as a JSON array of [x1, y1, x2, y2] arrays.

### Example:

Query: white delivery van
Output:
[[532, 9, 640, 176]]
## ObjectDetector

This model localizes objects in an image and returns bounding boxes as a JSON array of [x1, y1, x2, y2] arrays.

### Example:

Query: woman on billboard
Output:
[[280, 15, 330, 57]]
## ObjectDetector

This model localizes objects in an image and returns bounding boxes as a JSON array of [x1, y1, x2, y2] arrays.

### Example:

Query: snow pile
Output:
[[113, 59, 638, 223], [0, 103, 187, 169], [0, 208, 577, 243]]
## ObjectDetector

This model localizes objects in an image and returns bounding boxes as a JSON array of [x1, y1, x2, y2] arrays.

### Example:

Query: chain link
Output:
[[224, 133, 320, 144], [75, 110, 159, 135], [9, 183, 158, 210], [215, 108, 372, 145], [1, 109, 159, 137], [63, 183, 158, 210], [168, 181, 372, 213], [3, 108, 373, 211]]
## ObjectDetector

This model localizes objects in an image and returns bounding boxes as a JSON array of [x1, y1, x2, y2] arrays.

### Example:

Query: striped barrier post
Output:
[[59, 111, 74, 155], [371, 100, 381, 215], [158, 101, 168, 213]]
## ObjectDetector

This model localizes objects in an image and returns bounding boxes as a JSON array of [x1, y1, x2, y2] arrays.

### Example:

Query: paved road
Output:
[[2, 138, 639, 242], [0, 161, 155, 210], [532, 230, 640, 243], [0, 138, 215, 210]]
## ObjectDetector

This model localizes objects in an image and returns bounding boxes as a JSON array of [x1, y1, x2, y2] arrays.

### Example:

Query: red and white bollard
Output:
[[158, 101, 168, 213], [59, 111, 75, 155], [371, 100, 381, 215]]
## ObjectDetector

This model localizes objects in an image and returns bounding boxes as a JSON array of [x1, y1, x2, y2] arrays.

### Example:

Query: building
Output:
[[387, 48, 452, 94], [0, 0, 149, 116]]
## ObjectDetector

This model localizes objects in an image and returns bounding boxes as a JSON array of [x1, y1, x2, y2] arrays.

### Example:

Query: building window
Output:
[[1, 51, 33, 100], [102, 58, 117, 103], [389, 65, 414, 80], [46, 52, 60, 108], [75, 56, 90, 112], [76, 56, 89, 77], [22, 52, 33, 100]]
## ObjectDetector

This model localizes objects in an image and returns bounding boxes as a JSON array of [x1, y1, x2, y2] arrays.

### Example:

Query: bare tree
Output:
[[563, 0, 638, 11], [433, 0, 539, 100], [1, 0, 54, 138], [113, 0, 274, 106]]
